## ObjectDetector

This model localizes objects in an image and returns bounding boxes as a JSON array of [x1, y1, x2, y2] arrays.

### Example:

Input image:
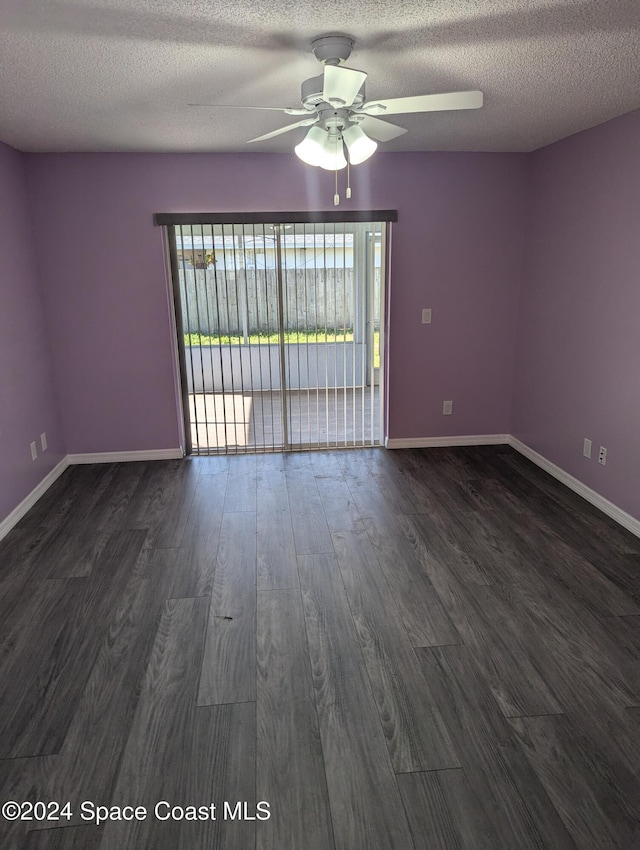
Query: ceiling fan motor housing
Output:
[[301, 74, 366, 110]]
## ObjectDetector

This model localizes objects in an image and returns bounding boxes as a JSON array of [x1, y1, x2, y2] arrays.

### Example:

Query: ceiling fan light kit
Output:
[[342, 123, 378, 165], [294, 125, 327, 166], [319, 134, 348, 171]]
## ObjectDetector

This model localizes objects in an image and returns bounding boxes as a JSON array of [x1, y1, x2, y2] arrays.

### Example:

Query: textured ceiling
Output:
[[0, 0, 639, 153]]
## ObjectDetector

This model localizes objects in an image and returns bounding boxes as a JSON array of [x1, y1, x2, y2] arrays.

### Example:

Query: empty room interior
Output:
[[1, 2, 639, 849]]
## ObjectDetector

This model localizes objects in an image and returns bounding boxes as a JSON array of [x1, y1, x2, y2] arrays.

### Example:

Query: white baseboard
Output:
[[0, 448, 185, 543], [384, 432, 639, 538], [385, 434, 510, 449], [67, 448, 184, 464], [0, 457, 70, 543], [3, 439, 638, 544], [508, 436, 640, 539], [0, 448, 184, 540]]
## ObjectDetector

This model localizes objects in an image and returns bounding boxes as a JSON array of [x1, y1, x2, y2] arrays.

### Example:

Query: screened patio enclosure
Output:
[[162, 212, 392, 455]]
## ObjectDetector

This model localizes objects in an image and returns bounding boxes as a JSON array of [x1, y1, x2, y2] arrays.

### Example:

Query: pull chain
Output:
[[334, 167, 339, 205], [346, 158, 352, 199]]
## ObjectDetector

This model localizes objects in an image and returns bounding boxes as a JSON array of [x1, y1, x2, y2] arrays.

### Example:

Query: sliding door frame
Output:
[[166, 225, 193, 455], [157, 210, 397, 455]]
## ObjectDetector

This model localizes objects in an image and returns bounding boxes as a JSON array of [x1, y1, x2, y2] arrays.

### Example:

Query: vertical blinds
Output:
[[166, 218, 387, 454]]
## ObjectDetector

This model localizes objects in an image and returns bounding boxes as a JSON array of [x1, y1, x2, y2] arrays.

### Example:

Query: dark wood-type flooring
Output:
[[0, 445, 638, 849]]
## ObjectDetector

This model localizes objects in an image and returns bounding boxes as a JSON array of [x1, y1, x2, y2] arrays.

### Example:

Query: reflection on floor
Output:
[[189, 387, 380, 452]]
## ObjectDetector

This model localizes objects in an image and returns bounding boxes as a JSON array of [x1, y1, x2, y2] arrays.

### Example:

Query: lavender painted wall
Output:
[[0, 142, 65, 522], [25, 151, 527, 454], [378, 154, 526, 439], [513, 109, 640, 520]]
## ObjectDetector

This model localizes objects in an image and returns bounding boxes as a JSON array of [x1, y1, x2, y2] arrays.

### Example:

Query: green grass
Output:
[[184, 329, 354, 346], [185, 329, 381, 368]]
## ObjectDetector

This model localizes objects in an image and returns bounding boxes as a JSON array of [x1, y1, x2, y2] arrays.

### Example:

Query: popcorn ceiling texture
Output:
[[0, 0, 638, 152]]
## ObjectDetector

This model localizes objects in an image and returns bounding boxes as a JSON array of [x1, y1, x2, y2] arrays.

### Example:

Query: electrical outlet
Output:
[[598, 446, 607, 465], [40, 432, 47, 451], [30, 441, 38, 461], [421, 308, 432, 324], [583, 438, 592, 458], [443, 400, 453, 415]]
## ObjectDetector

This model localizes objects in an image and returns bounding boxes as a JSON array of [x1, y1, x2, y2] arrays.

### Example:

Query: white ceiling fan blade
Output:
[[247, 116, 318, 144], [188, 103, 310, 116], [360, 90, 483, 116], [322, 65, 367, 108], [358, 115, 408, 142]]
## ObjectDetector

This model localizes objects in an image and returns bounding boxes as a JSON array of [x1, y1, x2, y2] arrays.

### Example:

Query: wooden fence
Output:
[[178, 268, 359, 334]]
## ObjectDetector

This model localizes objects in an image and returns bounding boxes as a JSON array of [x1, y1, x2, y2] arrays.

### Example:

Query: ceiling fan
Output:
[[190, 35, 483, 202]]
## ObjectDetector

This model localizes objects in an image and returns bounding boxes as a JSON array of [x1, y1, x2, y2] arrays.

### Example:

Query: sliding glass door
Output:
[[166, 216, 388, 455]]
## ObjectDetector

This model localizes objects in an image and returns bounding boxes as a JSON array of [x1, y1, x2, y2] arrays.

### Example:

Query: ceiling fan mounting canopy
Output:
[[310, 35, 355, 66]]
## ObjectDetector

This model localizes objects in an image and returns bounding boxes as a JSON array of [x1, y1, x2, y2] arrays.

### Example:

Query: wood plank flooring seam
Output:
[[297, 552, 417, 849], [331, 529, 461, 773], [394, 766, 471, 776], [257, 584, 337, 850], [0, 529, 151, 759], [287, 472, 336, 556], [166, 593, 212, 600], [256, 464, 300, 590], [416, 643, 580, 849], [197, 510, 257, 705], [359, 515, 463, 648], [508, 711, 639, 849], [287, 575, 336, 775], [500, 710, 567, 719]]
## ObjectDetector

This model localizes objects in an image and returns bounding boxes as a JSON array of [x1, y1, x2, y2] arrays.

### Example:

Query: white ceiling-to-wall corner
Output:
[[0, 0, 638, 153]]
